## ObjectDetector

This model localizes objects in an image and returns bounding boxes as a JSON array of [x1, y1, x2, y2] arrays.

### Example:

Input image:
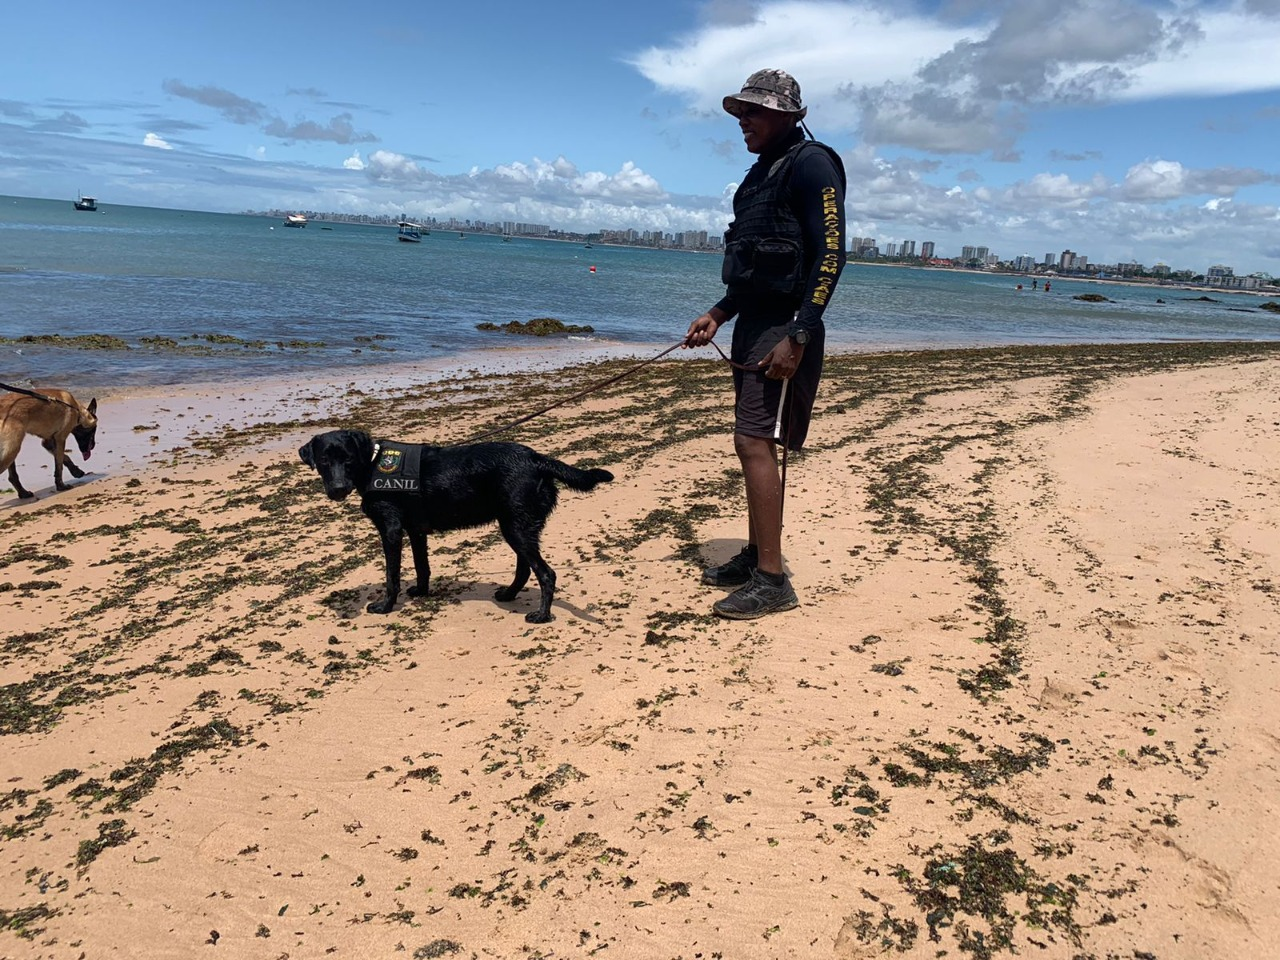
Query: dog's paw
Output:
[[366, 599, 395, 614], [525, 610, 554, 624], [17, 490, 36, 500], [494, 586, 519, 602], [406, 584, 429, 598]]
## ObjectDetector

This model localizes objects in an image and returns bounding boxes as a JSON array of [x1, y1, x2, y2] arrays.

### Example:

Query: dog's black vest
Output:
[[369, 441, 424, 492]]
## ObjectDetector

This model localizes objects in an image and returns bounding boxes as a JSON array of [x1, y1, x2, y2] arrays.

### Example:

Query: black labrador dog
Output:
[[299, 430, 613, 622]]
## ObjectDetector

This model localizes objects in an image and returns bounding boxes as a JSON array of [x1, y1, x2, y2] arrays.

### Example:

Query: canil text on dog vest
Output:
[[370, 442, 424, 492]]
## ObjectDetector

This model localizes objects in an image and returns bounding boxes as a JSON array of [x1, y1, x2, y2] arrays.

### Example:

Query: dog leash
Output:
[[456, 336, 794, 523], [707, 340, 795, 524], [0, 382, 81, 411], [457, 340, 690, 445]]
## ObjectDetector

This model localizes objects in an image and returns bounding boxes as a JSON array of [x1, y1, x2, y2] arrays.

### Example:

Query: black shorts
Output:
[[730, 316, 825, 451]]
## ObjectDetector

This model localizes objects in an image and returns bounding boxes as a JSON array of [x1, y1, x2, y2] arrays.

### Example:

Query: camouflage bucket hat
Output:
[[723, 68, 807, 118]]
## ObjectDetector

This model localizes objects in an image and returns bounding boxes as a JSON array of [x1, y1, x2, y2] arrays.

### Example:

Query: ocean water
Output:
[[3, 194, 1278, 395]]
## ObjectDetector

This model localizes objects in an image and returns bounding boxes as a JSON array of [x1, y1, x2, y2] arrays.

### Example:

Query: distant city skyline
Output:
[[3, 2, 1279, 273], [267, 203, 1271, 282]]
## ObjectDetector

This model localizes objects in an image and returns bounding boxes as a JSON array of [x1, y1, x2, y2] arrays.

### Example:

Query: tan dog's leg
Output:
[[48, 434, 70, 490], [1, 435, 35, 499], [41, 436, 86, 483]]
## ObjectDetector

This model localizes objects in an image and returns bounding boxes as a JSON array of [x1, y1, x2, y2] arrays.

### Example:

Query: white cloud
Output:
[[631, 2, 974, 131], [491, 157, 573, 184], [1006, 172, 1110, 204], [576, 161, 664, 199], [365, 149, 429, 182], [343, 150, 365, 171], [1121, 159, 1189, 200], [1119, 9, 1280, 99], [632, 0, 1280, 156], [143, 132, 172, 150], [1120, 159, 1276, 201]]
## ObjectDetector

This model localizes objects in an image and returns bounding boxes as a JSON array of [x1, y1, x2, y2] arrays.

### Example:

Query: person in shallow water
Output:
[[683, 68, 847, 620]]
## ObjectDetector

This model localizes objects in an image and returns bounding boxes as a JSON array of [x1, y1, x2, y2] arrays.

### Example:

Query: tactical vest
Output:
[[721, 139, 844, 300], [369, 441, 424, 492]]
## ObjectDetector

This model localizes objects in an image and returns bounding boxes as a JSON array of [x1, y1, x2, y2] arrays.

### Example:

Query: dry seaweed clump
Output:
[[475, 317, 594, 336]]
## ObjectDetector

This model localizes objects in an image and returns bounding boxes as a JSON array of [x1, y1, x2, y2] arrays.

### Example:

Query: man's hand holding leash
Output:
[[684, 309, 802, 381], [684, 308, 727, 349], [758, 336, 802, 380]]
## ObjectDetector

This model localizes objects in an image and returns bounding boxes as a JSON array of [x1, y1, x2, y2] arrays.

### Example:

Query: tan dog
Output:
[[0, 388, 98, 499]]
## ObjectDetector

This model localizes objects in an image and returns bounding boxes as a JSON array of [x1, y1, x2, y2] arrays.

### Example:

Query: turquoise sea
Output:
[[3, 195, 1278, 395]]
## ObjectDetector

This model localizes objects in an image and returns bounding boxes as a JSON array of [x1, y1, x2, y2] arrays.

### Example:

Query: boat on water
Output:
[[283, 213, 308, 228], [72, 193, 97, 212], [397, 221, 423, 243]]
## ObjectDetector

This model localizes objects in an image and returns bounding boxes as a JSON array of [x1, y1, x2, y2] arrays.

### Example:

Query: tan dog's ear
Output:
[[88, 398, 97, 416], [299, 439, 315, 467]]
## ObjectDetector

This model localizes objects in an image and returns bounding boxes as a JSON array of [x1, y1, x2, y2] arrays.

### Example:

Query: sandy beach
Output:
[[3, 341, 1280, 959]]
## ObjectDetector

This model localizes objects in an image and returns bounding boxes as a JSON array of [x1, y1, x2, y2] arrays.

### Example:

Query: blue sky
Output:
[[3, 0, 1279, 274]]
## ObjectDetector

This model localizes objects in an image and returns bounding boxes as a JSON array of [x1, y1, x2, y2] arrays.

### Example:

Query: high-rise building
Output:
[[921, 241, 935, 259], [1060, 249, 1076, 270], [1044, 253, 1056, 267], [902, 240, 916, 258]]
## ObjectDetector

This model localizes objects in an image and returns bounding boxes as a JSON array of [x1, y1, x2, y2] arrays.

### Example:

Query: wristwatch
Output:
[[788, 325, 811, 346]]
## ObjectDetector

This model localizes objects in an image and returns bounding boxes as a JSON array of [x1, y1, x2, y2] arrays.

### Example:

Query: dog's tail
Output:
[[542, 457, 614, 492]]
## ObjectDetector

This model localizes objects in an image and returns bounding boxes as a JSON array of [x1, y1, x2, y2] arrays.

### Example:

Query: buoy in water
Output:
[[589, 265, 596, 273]]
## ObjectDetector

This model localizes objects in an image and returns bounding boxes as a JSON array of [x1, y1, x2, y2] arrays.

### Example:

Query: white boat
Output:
[[397, 221, 423, 243], [73, 193, 97, 212], [283, 213, 308, 228]]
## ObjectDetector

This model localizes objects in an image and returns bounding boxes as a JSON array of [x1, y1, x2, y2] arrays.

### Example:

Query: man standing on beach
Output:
[[684, 68, 847, 619]]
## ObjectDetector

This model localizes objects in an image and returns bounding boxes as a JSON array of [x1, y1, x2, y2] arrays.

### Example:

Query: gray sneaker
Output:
[[701, 545, 758, 587], [713, 569, 799, 620]]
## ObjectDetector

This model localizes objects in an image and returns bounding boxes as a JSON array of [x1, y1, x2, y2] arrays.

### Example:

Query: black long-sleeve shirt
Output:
[[714, 127, 847, 336]]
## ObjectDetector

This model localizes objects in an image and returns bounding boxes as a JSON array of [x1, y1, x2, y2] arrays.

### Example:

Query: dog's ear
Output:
[[345, 430, 374, 464], [87, 398, 97, 416], [299, 439, 315, 467]]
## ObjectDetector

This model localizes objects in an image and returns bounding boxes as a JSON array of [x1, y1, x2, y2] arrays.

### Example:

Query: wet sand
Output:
[[2, 341, 1279, 959]]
